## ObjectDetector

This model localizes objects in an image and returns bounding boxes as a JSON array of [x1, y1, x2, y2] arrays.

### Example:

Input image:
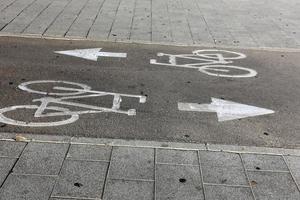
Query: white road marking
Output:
[[150, 49, 257, 78], [0, 80, 146, 127], [178, 98, 274, 122], [54, 48, 127, 61]]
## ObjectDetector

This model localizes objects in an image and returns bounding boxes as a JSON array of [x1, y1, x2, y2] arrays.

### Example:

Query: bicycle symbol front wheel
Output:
[[198, 65, 257, 78], [0, 105, 79, 127]]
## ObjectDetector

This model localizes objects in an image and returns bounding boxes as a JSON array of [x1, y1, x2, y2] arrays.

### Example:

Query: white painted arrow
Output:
[[178, 98, 274, 122], [54, 48, 127, 61]]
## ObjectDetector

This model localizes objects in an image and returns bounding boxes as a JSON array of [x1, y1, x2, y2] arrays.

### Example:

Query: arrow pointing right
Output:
[[178, 98, 275, 122]]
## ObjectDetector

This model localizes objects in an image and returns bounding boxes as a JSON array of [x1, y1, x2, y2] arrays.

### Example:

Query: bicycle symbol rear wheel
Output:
[[0, 105, 79, 127]]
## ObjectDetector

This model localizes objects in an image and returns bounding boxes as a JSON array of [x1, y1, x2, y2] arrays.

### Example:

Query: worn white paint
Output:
[[178, 98, 274, 121], [0, 80, 146, 127], [54, 48, 127, 61], [150, 49, 257, 78]]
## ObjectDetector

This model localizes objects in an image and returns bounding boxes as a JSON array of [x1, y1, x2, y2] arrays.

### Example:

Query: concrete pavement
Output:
[[0, 0, 300, 48], [0, 132, 299, 200]]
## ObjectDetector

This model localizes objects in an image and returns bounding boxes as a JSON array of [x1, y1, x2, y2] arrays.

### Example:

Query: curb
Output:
[[1, 33, 300, 52], [1, 132, 299, 156]]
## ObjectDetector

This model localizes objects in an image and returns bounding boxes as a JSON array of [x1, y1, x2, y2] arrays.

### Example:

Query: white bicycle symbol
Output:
[[150, 49, 257, 78], [0, 80, 146, 127]]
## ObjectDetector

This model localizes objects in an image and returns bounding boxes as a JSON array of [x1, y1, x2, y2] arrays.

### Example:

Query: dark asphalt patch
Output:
[[0, 36, 299, 148]]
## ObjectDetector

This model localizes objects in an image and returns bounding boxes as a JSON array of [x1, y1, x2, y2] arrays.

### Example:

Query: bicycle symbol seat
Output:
[[0, 80, 146, 127], [150, 49, 257, 78]]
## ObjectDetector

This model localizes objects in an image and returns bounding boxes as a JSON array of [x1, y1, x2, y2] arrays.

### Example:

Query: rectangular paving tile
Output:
[[0, 157, 16, 186], [0, 141, 26, 158], [199, 151, 243, 168], [23, 0, 70, 35], [242, 153, 289, 171], [156, 164, 204, 200], [0, 0, 37, 28], [107, 0, 135, 41], [156, 149, 198, 165], [248, 171, 300, 200], [129, 0, 151, 41], [284, 155, 300, 186], [103, 179, 154, 200], [52, 160, 108, 199], [66, 0, 105, 38], [0, 0, 17, 11], [109, 147, 154, 180], [2, 0, 53, 33], [13, 142, 69, 175], [0, 174, 56, 200], [67, 144, 111, 161], [87, 0, 122, 40], [44, 0, 88, 37], [204, 184, 254, 200], [201, 165, 249, 186]]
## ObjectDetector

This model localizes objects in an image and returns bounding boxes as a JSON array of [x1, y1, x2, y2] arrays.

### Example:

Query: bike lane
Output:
[[0, 36, 299, 148]]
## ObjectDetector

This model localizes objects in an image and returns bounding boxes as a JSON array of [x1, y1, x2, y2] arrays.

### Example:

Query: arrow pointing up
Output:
[[178, 98, 274, 122], [54, 48, 127, 61]]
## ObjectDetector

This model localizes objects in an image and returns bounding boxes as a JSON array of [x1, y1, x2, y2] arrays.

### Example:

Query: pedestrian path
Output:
[[0, 132, 299, 200], [0, 0, 300, 48]]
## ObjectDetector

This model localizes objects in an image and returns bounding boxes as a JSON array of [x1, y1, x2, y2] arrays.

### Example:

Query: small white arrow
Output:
[[178, 98, 274, 122], [54, 48, 127, 61]]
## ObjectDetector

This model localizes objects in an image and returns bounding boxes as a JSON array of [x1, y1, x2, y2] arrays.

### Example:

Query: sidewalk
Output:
[[0, 0, 300, 48], [0, 133, 299, 200]]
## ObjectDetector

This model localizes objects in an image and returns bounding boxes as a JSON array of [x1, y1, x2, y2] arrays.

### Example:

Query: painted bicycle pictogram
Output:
[[0, 80, 146, 127], [150, 49, 257, 78]]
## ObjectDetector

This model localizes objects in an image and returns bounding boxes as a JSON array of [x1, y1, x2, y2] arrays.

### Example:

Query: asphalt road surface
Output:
[[0, 37, 299, 148]]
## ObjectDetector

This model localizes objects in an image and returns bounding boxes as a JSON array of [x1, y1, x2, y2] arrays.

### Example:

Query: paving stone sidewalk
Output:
[[0, 133, 299, 200], [0, 0, 300, 48]]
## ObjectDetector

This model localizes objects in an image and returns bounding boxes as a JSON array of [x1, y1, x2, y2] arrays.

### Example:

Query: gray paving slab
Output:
[[87, 0, 121, 40], [109, 147, 154, 180], [199, 151, 243, 168], [0, 174, 56, 200], [0, 0, 300, 48], [151, 0, 173, 43], [242, 154, 289, 171], [52, 160, 108, 199], [65, 0, 105, 38], [284, 155, 300, 186], [44, 0, 88, 37], [156, 164, 204, 200], [108, 0, 135, 41], [13, 142, 69, 175], [129, 0, 151, 41], [0, 157, 16, 186], [248, 171, 300, 200], [0, 0, 18, 12], [23, 0, 71, 35], [156, 149, 198, 165], [103, 179, 154, 200], [0, 0, 37, 28], [204, 184, 254, 200], [2, 0, 52, 33], [0, 141, 26, 158], [67, 144, 111, 161], [201, 165, 249, 186]]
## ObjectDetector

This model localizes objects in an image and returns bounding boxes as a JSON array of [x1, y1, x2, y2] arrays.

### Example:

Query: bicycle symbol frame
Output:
[[0, 80, 146, 127], [150, 49, 257, 78]]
